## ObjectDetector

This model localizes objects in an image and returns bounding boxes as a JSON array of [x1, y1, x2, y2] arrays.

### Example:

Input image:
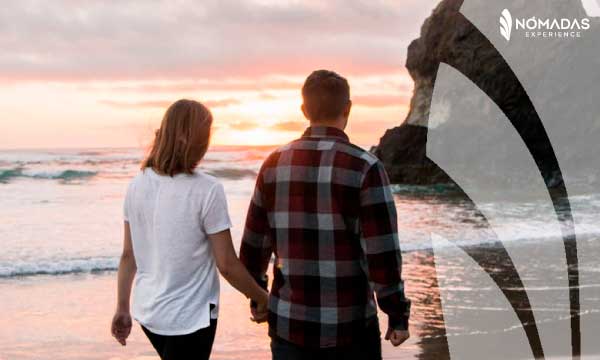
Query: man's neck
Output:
[[309, 119, 346, 131]]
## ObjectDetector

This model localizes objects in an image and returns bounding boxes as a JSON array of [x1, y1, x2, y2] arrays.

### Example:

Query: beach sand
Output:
[[3, 238, 600, 359], [0, 251, 441, 360]]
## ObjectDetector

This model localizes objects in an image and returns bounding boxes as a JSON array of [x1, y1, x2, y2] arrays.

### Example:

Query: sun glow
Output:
[[0, 72, 413, 149], [215, 127, 299, 146]]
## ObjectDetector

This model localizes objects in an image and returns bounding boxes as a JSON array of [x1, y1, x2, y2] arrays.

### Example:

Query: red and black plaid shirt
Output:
[[240, 126, 410, 348]]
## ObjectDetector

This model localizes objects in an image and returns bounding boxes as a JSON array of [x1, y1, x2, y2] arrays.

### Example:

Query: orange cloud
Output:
[[89, 79, 303, 94], [99, 98, 240, 109], [228, 121, 260, 131], [225, 120, 306, 133], [269, 121, 306, 132], [353, 94, 411, 108]]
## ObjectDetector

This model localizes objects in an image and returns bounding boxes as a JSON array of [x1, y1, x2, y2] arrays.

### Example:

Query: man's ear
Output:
[[343, 100, 352, 119], [301, 104, 310, 120]]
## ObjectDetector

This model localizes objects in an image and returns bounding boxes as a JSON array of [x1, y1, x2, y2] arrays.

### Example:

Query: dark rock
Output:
[[375, 0, 597, 189], [375, 124, 452, 185], [375, 0, 468, 185]]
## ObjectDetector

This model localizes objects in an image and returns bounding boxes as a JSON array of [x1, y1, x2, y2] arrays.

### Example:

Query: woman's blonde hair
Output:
[[142, 99, 212, 176]]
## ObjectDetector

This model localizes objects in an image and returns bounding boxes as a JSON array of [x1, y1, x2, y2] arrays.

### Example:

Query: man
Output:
[[240, 70, 411, 359]]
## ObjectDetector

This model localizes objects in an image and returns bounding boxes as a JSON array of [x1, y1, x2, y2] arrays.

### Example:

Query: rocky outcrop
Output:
[[374, 0, 598, 189], [374, 125, 452, 185], [374, 0, 472, 185]]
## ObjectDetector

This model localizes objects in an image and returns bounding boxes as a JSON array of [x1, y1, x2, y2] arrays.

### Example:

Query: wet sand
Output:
[[0, 251, 441, 360], [4, 238, 600, 359]]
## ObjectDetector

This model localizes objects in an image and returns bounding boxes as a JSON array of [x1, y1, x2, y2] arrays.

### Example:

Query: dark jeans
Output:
[[270, 319, 382, 360], [141, 319, 217, 360]]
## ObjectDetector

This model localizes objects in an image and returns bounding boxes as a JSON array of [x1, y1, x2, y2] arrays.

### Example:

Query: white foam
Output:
[[0, 256, 119, 278]]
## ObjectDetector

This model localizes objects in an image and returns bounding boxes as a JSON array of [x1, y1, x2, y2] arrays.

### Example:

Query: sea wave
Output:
[[27, 169, 98, 180], [0, 167, 98, 182], [205, 168, 258, 179], [391, 183, 459, 195], [0, 167, 23, 182], [0, 256, 119, 278], [0, 147, 271, 167], [3, 231, 599, 279]]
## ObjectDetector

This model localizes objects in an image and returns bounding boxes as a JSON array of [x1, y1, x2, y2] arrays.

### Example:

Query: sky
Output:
[[0, 0, 440, 149]]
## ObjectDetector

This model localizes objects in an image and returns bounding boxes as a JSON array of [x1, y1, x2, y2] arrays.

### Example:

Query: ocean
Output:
[[0, 147, 269, 279], [1, 147, 600, 359]]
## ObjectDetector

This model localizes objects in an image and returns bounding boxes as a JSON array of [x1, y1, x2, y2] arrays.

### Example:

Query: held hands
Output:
[[251, 302, 268, 323], [111, 310, 132, 346], [385, 328, 410, 347], [250, 291, 269, 323]]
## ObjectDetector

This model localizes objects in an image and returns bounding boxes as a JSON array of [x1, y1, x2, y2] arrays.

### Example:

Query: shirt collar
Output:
[[301, 126, 349, 142]]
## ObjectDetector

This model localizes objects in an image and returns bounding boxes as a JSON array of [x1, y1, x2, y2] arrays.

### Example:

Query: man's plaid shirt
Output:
[[240, 126, 411, 348]]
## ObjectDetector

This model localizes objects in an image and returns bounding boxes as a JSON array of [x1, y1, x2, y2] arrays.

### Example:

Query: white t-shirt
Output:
[[123, 167, 232, 335]]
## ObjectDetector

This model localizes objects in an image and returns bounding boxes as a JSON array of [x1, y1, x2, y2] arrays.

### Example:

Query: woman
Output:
[[110, 99, 268, 359]]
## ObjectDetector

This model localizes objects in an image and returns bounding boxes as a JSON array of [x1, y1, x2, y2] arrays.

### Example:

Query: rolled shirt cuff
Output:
[[388, 315, 409, 331], [388, 299, 411, 330]]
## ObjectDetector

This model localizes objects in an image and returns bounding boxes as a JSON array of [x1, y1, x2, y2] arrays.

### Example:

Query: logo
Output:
[[500, 8, 591, 41], [500, 9, 513, 41]]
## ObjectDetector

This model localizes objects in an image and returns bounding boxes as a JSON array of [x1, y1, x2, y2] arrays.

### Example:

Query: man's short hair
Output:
[[302, 70, 350, 122]]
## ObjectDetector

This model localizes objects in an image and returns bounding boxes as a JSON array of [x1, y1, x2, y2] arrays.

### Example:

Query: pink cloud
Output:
[[269, 121, 306, 132], [0, 1, 440, 82], [353, 94, 411, 108], [228, 121, 260, 131], [99, 98, 240, 109], [90, 79, 303, 93]]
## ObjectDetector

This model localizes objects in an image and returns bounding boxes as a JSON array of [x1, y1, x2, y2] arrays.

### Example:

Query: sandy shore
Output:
[[4, 238, 600, 359], [0, 253, 431, 360]]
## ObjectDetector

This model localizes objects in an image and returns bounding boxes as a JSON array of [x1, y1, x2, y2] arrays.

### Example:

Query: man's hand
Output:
[[385, 328, 410, 347], [111, 310, 132, 346], [250, 300, 269, 323]]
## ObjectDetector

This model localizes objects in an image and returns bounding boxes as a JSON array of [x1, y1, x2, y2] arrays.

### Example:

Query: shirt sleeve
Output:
[[202, 182, 233, 235], [123, 182, 132, 223], [359, 160, 411, 330], [239, 163, 272, 286]]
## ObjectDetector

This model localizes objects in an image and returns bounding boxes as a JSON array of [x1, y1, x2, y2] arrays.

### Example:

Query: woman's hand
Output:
[[251, 291, 269, 323], [111, 310, 132, 346], [113, 222, 136, 346]]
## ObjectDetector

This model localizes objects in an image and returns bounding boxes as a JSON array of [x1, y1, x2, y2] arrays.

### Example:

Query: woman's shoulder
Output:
[[125, 170, 142, 184], [130, 169, 151, 184], [123, 171, 146, 200], [188, 171, 227, 206], [190, 169, 221, 186]]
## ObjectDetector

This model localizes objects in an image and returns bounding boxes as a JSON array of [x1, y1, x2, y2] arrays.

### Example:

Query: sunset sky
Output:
[[0, 0, 439, 149]]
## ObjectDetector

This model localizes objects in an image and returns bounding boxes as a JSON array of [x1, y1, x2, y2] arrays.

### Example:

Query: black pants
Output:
[[270, 319, 382, 360], [141, 319, 218, 360]]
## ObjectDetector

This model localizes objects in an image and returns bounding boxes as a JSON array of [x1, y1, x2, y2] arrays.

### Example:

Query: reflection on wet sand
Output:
[[403, 251, 450, 360], [393, 188, 586, 359]]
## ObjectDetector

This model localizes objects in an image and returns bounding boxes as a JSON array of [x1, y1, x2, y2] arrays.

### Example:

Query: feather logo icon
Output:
[[500, 9, 513, 41]]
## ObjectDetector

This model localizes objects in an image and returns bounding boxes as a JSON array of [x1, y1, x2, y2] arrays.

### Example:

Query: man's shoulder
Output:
[[259, 137, 309, 166], [260, 146, 287, 169], [284, 137, 378, 160], [334, 141, 380, 167], [260, 137, 381, 171]]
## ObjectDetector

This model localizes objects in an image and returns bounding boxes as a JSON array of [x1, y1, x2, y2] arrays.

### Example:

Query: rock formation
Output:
[[373, 0, 598, 190]]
